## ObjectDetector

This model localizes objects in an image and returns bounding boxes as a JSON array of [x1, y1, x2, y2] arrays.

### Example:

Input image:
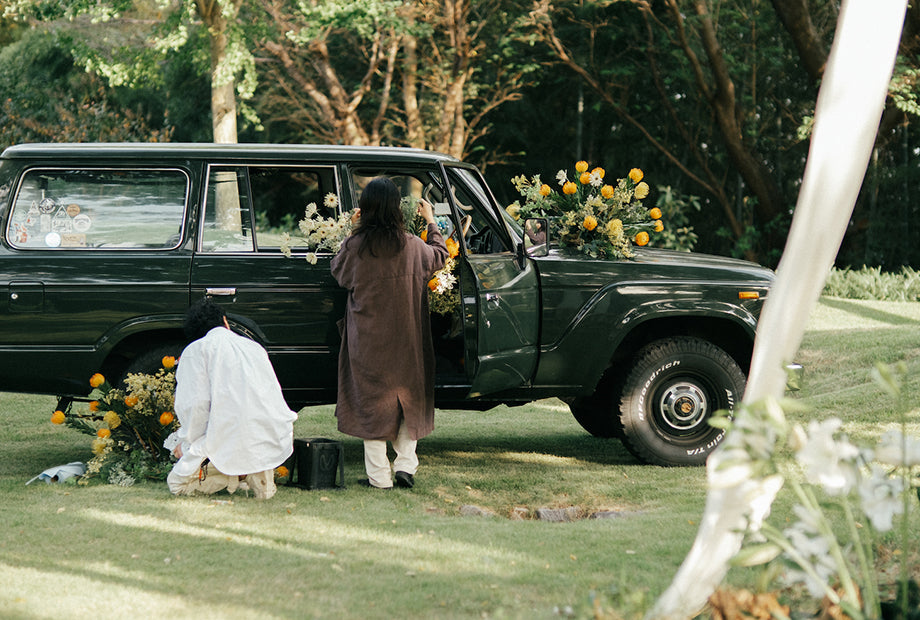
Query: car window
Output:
[[201, 165, 338, 253], [7, 168, 187, 249], [445, 166, 512, 254], [350, 167, 454, 237]]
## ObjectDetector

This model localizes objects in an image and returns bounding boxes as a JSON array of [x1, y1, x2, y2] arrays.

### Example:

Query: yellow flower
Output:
[[89, 373, 105, 388], [600, 185, 615, 199], [654, 220, 664, 232], [97, 428, 111, 439], [563, 181, 577, 195], [579, 172, 591, 185], [575, 161, 589, 173], [539, 184, 551, 197], [91, 437, 109, 456], [606, 219, 623, 238], [275, 466, 290, 479], [159, 411, 175, 426], [583, 215, 598, 231], [635, 231, 650, 246], [649, 207, 662, 220], [590, 167, 605, 180], [629, 168, 644, 183], [420, 228, 428, 241], [124, 394, 139, 408], [104, 410, 121, 430], [427, 278, 439, 291], [51, 410, 66, 425], [635, 182, 650, 199], [505, 204, 521, 220], [445, 238, 460, 259], [161, 356, 176, 370], [89, 400, 100, 412]]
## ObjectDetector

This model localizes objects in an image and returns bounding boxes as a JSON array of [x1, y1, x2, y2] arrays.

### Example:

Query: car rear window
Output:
[[7, 168, 188, 250]]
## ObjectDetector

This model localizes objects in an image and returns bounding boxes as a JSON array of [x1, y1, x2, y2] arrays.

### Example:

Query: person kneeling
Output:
[[166, 298, 297, 499]]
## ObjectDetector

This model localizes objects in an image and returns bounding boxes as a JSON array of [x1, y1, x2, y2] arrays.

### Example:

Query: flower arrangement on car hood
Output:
[[51, 359, 179, 485], [506, 162, 662, 259]]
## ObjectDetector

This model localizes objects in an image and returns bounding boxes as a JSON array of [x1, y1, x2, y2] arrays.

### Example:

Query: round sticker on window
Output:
[[72, 214, 91, 232], [45, 232, 62, 248], [66, 203, 81, 217], [39, 197, 57, 214]]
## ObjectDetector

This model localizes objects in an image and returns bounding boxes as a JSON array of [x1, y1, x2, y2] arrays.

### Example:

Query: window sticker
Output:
[[44, 232, 61, 248]]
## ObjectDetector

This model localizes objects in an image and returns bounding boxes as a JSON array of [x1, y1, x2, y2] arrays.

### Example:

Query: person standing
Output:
[[331, 177, 449, 489], [167, 298, 298, 499]]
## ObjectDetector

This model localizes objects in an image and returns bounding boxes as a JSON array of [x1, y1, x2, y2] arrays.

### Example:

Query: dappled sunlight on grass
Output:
[[440, 450, 581, 466]]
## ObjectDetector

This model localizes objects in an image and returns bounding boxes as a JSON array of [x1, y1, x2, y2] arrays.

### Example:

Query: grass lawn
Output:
[[1, 297, 919, 619]]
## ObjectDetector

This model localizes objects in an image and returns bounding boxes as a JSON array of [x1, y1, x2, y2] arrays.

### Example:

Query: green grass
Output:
[[1, 296, 919, 619]]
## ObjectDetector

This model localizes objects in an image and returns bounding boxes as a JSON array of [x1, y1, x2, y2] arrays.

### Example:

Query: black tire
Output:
[[619, 337, 745, 466], [119, 343, 185, 386], [567, 369, 625, 438]]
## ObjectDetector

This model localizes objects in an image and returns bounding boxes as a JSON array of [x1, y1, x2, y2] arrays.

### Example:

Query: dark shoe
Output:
[[394, 471, 415, 489], [358, 478, 392, 490]]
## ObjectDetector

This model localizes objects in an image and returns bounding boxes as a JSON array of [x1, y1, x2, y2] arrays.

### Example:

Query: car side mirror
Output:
[[523, 218, 548, 258]]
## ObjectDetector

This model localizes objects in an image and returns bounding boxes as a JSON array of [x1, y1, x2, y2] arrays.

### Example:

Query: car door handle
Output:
[[206, 287, 237, 296]]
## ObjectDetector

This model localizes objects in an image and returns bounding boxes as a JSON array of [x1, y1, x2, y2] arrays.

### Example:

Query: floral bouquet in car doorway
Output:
[[506, 161, 662, 259], [51, 358, 180, 485]]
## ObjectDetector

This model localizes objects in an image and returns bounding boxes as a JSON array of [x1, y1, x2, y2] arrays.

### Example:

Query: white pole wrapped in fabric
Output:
[[648, 1, 907, 617]]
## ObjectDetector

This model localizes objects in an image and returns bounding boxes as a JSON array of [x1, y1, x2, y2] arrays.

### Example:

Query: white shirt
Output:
[[172, 326, 297, 478]]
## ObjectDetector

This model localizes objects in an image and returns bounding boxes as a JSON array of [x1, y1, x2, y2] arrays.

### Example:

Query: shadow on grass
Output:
[[819, 296, 920, 326]]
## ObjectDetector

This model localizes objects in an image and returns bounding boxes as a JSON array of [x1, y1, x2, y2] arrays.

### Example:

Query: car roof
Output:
[[0, 142, 460, 165]]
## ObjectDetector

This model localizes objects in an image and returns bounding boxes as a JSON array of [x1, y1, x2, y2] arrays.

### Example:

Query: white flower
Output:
[[432, 271, 456, 294], [324, 193, 339, 209], [782, 505, 837, 597], [305, 252, 318, 265], [873, 429, 920, 467], [588, 170, 604, 187], [795, 418, 860, 495], [858, 464, 905, 532], [555, 170, 568, 186]]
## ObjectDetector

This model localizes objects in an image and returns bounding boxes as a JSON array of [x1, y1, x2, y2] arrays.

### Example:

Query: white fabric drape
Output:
[[649, 1, 908, 617]]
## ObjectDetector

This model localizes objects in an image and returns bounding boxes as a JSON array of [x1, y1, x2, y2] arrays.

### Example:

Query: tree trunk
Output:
[[197, 0, 241, 144]]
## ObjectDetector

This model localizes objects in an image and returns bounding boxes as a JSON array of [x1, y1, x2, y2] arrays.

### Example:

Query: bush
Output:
[[823, 266, 920, 301]]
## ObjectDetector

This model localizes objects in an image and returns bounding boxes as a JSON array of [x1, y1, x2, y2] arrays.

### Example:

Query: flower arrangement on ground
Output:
[[506, 162, 661, 259], [720, 363, 920, 619], [51, 358, 179, 485]]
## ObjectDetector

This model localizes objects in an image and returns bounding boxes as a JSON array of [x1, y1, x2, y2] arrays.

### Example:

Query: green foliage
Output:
[[823, 266, 920, 301], [654, 185, 700, 252]]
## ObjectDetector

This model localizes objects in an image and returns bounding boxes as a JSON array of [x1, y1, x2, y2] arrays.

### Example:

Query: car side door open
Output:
[[442, 164, 540, 398]]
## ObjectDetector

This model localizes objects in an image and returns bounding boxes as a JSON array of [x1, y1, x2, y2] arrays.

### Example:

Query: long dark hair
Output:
[[353, 177, 406, 257]]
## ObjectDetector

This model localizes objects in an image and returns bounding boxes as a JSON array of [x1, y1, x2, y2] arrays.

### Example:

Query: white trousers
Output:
[[363, 422, 418, 488]]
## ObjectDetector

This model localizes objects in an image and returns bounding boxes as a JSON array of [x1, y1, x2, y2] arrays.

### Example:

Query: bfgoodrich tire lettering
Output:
[[619, 337, 745, 466]]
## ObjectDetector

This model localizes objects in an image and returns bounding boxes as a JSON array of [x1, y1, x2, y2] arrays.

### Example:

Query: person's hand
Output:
[[172, 445, 183, 459], [350, 208, 361, 226], [417, 199, 436, 225]]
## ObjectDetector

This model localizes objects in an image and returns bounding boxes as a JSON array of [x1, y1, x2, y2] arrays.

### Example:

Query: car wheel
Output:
[[119, 343, 184, 386], [619, 337, 745, 466], [567, 369, 625, 438]]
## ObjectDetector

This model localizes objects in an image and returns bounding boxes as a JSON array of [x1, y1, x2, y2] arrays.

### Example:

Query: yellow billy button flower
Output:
[[505, 204, 521, 220], [579, 172, 591, 185], [591, 167, 605, 180], [89, 373, 105, 388], [420, 228, 428, 241], [539, 183, 552, 197], [275, 466, 290, 479], [583, 215, 598, 231], [104, 410, 121, 429], [445, 238, 460, 259], [89, 400, 100, 412], [635, 182, 650, 199], [427, 278, 439, 292], [159, 411, 175, 426], [563, 181, 577, 195], [575, 161, 589, 173], [124, 394, 139, 408], [51, 410, 66, 425], [162, 356, 176, 370], [601, 185, 615, 199], [654, 220, 664, 233], [649, 207, 662, 220], [97, 428, 111, 439], [629, 168, 644, 183], [91, 438, 108, 456], [634, 231, 650, 246]]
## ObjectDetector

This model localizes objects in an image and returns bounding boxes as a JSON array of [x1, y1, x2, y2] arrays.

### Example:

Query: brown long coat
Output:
[[331, 223, 449, 441]]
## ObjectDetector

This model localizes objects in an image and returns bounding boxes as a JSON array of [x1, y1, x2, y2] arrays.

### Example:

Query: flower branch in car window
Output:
[[405, 196, 461, 315], [506, 162, 661, 259], [280, 194, 352, 264]]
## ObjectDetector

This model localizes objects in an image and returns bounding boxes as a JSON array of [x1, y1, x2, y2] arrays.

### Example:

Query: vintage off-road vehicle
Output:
[[0, 143, 773, 466]]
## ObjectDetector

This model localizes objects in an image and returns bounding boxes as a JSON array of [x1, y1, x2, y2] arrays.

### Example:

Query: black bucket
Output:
[[287, 438, 345, 490]]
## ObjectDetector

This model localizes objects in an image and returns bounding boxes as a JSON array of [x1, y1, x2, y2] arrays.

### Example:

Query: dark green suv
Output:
[[0, 143, 773, 466]]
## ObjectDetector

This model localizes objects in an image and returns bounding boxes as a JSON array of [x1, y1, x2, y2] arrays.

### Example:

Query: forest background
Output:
[[1, 0, 919, 269]]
